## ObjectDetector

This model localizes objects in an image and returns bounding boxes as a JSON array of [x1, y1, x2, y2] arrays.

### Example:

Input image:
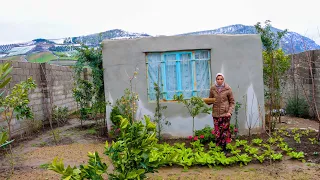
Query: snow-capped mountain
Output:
[[0, 25, 319, 59], [181, 24, 320, 54]]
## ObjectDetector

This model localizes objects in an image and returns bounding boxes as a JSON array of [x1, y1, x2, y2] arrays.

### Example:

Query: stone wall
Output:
[[0, 60, 83, 136], [282, 50, 320, 117]]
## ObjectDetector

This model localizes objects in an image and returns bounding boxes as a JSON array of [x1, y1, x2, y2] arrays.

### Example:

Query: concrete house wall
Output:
[[102, 34, 264, 137]]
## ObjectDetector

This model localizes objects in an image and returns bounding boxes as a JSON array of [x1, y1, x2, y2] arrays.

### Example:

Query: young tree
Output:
[[73, 41, 108, 133], [0, 78, 36, 139], [254, 20, 290, 132], [174, 94, 211, 136]]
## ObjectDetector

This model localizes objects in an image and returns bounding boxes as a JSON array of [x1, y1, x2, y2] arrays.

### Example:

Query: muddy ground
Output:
[[0, 116, 319, 180]]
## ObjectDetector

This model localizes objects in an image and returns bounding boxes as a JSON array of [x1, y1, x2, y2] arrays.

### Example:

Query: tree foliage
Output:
[[73, 41, 108, 130], [0, 62, 13, 96], [174, 94, 211, 136], [0, 77, 36, 139], [254, 20, 291, 131]]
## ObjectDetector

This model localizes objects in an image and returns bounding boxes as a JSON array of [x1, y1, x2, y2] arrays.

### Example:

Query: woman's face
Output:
[[216, 75, 224, 86]]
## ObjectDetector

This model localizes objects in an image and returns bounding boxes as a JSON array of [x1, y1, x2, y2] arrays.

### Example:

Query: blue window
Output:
[[146, 50, 211, 101]]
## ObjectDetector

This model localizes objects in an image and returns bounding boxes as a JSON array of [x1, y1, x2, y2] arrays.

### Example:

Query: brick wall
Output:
[[0, 60, 86, 136]]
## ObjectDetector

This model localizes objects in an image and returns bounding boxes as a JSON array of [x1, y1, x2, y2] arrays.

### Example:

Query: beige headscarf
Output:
[[215, 73, 225, 87]]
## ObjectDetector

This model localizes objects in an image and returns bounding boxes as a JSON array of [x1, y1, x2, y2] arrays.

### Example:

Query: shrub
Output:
[[52, 105, 69, 127], [194, 126, 216, 144], [286, 96, 309, 118], [105, 115, 159, 180]]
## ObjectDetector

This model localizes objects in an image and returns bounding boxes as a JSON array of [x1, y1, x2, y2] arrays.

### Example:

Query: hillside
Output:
[[181, 24, 320, 54], [0, 24, 319, 64]]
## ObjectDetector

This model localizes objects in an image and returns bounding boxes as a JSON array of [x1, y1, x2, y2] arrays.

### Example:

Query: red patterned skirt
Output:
[[213, 116, 232, 147]]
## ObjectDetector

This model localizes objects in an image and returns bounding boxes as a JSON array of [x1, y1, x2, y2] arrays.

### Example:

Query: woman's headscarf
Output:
[[215, 73, 225, 88]]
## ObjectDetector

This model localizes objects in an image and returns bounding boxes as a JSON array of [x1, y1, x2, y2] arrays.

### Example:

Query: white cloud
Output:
[[0, 0, 320, 44]]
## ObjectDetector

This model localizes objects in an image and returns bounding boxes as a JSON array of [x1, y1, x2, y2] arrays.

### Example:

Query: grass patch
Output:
[[53, 51, 78, 60], [87, 128, 97, 135], [27, 52, 57, 63], [2, 55, 22, 61], [39, 163, 50, 169]]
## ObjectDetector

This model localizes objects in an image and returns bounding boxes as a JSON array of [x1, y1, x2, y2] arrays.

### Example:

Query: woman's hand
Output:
[[226, 113, 231, 117]]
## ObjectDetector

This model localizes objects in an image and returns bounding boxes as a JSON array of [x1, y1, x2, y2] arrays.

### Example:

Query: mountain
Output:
[[181, 24, 320, 54], [0, 24, 319, 62]]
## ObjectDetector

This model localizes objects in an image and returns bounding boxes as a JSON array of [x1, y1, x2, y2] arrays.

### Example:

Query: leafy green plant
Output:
[[244, 145, 259, 155], [51, 129, 61, 144], [114, 88, 139, 124], [236, 153, 252, 166], [153, 83, 170, 140], [0, 131, 14, 148], [174, 94, 211, 136], [194, 126, 215, 144], [87, 128, 97, 135], [252, 138, 263, 146], [0, 77, 36, 139], [235, 139, 248, 147], [301, 129, 310, 136], [52, 105, 69, 127], [234, 101, 242, 137], [287, 151, 305, 160], [294, 133, 301, 143], [286, 96, 309, 118], [0, 62, 12, 96], [309, 138, 318, 145], [255, 20, 290, 131], [109, 106, 123, 138], [267, 137, 277, 144], [253, 154, 265, 163], [291, 128, 299, 134], [74, 43, 108, 132], [105, 115, 159, 180], [270, 153, 283, 161], [48, 152, 108, 180], [73, 79, 93, 127]]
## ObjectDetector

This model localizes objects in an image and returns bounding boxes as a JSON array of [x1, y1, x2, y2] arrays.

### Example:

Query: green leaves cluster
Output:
[[255, 20, 291, 131], [105, 115, 159, 180], [153, 83, 170, 140], [50, 118, 313, 180], [48, 152, 108, 180], [0, 62, 12, 96], [174, 94, 211, 135], [0, 77, 36, 139], [73, 79, 93, 121]]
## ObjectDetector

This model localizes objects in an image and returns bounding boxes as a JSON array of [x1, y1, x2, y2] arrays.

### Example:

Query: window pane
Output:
[[195, 59, 210, 97], [195, 50, 209, 59], [165, 54, 177, 100], [147, 53, 161, 101], [180, 53, 192, 98]]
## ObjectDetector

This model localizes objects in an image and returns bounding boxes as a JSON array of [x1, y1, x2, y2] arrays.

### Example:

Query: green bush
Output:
[[286, 96, 309, 118], [194, 126, 215, 144]]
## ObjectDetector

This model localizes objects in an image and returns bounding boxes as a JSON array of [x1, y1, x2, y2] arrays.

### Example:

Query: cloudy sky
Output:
[[0, 0, 319, 45]]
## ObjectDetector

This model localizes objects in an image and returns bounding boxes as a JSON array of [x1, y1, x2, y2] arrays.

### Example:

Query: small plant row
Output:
[[48, 115, 307, 180]]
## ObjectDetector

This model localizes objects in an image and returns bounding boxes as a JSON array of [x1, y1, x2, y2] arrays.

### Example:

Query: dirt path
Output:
[[277, 116, 319, 131], [0, 117, 320, 179]]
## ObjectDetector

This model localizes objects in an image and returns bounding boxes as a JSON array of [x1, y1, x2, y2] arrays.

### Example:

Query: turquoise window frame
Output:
[[146, 50, 211, 102]]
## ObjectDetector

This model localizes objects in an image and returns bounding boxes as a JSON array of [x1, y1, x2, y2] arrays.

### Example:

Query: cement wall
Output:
[[102, 34, 265, 137], [0, 60, 79, 136]]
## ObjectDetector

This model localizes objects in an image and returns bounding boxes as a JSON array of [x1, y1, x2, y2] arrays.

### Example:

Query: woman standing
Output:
[[207, 73, 235, 152]]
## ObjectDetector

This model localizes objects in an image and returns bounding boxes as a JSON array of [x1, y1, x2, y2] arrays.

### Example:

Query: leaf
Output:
[[0, 132, 8, 145], [120, 117, 128, 129], [0, 76, 11, 89]]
